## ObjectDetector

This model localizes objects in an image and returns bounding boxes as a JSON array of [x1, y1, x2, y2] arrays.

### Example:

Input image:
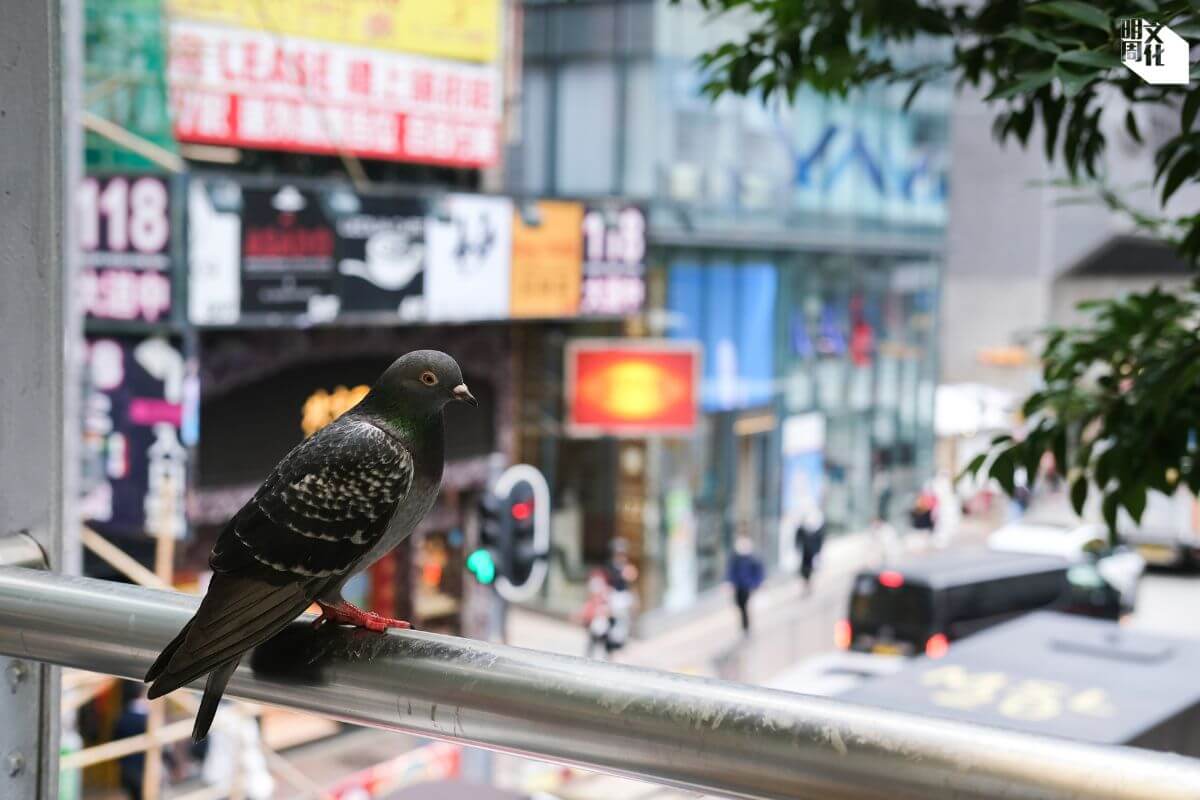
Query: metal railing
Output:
[[2, 565, 1200, 800]]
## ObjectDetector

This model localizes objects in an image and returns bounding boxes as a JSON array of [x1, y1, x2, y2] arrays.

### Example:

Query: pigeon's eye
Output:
[[420, 371, 439, 386]]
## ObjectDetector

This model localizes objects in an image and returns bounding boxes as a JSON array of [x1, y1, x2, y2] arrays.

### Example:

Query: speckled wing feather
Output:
[[146, 416, 413, 706], [212, 416, 415, 580]]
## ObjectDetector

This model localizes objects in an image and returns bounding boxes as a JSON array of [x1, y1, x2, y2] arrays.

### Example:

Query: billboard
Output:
[[80, 336, 189, 539], [510, 200, 584, 318], [566, 340, 700, 437], [426, 194, 513, 321], [580, 204, 646, 316], [167, 0, 499, 62], [168, 21, 501, 168], [78, 174, 174, 323], [667, 262, 778, 411]]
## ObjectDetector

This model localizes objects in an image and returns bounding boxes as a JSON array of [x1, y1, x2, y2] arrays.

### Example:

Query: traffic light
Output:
[[468, 492, 508, 586], [467, 465, 550, 600]]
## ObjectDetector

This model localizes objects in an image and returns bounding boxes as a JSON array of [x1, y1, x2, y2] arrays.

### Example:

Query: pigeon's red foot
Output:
[[313, 600, 412, 632]]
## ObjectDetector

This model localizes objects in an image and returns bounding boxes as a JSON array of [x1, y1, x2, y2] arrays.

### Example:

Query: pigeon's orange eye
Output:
[[420, 371, 438, 386]]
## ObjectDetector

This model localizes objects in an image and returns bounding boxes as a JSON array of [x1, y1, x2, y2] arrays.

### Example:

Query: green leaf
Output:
[[1125, 110, 1142, 145], [1183, 90, 1200, 133], [986, 69, 1055, 101], [990, 449, 1017, 495], [999, 29, 1061, 55], [1056, 49, 1120, 70], [960, 452, 988, 481], [1055, 64, 1092, 97], [1162, 152, 1200, 204], [1028, 2, 1112, 33], [1070, 476, 1089, 516], [1122, 484, 1147, 524]]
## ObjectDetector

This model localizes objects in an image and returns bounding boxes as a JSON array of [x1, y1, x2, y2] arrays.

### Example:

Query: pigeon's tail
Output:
[[192, 658, 239, 742], [144, 573, 313, 730]]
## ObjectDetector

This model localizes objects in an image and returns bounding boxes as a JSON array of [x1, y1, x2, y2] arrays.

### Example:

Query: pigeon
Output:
[[145, 350, 476, 741]]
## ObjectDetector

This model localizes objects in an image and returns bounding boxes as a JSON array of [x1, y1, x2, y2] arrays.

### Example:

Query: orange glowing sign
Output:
[[566, 340, 700, 437]]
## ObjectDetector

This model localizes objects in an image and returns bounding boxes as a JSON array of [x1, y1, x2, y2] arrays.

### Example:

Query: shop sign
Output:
[[168, 21, 500, 167], [188, 179, 432, 324], [78, 174, 173, 323], [80, 336, 189, 539], [566, 340, 700, 437], [168, 0, 500, 63], [426, 194, 513, 321], [510, 200, 584, 318], [580, 204, 646, 316], [241, 185, 338, 317], [334, 195, 427, 317]]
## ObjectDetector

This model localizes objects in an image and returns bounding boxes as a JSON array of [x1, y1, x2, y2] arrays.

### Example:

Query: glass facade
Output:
[[515, 0, 947, 621]]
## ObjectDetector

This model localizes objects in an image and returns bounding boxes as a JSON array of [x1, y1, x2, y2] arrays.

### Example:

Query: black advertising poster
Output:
[[80, 336, 190, 539], [79, 174, 174, 324], [333, 195, 427, 318], [240, 185, 338, 317]]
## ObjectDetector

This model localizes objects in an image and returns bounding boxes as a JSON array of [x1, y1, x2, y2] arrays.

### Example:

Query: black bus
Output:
[[839, 550, 1122, 658]]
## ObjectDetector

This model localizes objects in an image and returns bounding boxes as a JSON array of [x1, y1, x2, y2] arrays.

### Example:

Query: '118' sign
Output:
[[78, 175, 173, 323]]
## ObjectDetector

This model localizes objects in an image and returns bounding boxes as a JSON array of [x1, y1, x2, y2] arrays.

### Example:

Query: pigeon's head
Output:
[[374, 350, 477, 413]]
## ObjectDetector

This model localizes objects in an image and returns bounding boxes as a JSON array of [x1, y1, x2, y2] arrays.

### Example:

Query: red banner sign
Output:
[[168, 22, 501, 167], [566, 341, 700, 437]]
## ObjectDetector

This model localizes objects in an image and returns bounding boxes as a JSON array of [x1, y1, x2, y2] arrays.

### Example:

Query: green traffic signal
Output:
[[467, 548, 496, 585]]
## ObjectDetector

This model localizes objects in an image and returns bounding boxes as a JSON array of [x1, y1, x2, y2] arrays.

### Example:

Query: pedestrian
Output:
[[578, 570, 613, 660], [794, 507, 825, 595], [114, 684, 150, 800], [871, 469, 900, 563], [727, 535, 764, 634]]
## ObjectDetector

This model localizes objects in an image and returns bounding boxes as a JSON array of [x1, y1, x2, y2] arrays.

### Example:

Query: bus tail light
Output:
[[925, 633, 950, 659], [834, 619, 852, 650]]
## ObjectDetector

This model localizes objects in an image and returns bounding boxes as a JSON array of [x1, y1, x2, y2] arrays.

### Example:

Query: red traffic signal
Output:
[[510, 500, 534, 522]]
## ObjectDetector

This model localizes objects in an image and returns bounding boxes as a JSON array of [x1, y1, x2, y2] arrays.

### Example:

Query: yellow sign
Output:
[[922, 666, 1115, 722], [301, 385, 369, 437], [510, 201, 584, 319], [167, 0, 500, 63]]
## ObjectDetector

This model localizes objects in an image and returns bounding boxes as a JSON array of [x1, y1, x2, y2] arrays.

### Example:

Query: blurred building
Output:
[[939, 89, 1197, 475], [510, 0, 949, 620]]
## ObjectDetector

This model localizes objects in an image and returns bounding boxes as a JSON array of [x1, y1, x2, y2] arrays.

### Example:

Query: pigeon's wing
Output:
[[211, 417, 416, 581], [146, 419, 414, 699]]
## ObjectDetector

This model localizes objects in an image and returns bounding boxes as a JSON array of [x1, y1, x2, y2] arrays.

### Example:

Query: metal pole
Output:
[[0, 0, 81, 792], [2, 567, 1200, 800]]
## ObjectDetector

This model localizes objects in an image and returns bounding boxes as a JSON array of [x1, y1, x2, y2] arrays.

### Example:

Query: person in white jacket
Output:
[[201, 704, 275, 800]]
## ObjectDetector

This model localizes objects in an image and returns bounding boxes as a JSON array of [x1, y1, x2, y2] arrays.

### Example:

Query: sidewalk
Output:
[[505, 529, 881, 681]]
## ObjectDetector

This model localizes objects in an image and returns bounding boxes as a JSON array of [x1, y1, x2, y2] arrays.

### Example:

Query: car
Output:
[[986, 520, 1145, 613], [840, 550, 1125, 659]]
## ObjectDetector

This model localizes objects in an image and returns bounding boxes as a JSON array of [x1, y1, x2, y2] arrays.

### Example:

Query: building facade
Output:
[[512, 0, 948, 620]]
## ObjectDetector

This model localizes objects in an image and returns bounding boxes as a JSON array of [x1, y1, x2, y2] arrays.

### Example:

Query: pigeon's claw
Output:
[[314, 600, 412, 632]]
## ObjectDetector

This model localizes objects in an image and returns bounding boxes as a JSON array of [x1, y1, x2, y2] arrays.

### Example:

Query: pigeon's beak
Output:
[[452, 384, 477, 406]]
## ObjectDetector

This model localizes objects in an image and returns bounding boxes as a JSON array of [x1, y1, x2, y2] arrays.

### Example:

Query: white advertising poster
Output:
[[187, 179, 241, 325], [425, 194, 512, 321]]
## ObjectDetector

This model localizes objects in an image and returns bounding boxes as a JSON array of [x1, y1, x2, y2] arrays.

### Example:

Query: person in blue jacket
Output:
[[727, 535, 765, 633]]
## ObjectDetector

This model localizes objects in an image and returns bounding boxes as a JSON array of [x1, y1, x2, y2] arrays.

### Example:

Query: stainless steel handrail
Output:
[[1, 565, 1198, 800]]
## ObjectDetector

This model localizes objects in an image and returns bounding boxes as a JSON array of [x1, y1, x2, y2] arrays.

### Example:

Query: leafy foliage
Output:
[[680, 0, 1200, 260], [680, 0, 1200, 536], [964, 284, 1200, 533]]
